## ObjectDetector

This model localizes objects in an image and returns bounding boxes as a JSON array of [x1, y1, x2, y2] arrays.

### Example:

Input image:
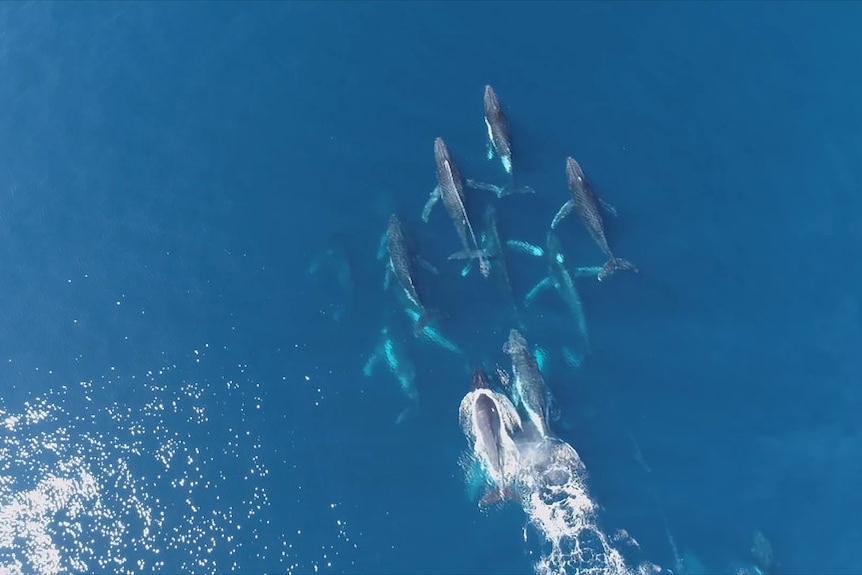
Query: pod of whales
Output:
[[356, 83, 654, 570]]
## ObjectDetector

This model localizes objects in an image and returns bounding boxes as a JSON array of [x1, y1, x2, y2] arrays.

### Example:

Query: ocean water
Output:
[[1, 1, 860, 573]]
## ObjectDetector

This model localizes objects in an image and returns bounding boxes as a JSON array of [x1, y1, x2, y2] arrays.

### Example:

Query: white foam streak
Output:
[[519, 440, 632, 575]]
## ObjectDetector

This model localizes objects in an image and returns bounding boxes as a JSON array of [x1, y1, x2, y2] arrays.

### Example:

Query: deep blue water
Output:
[[1, 1, 860, 573]]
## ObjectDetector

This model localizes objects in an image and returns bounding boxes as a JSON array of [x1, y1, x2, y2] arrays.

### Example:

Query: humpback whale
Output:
[[551, 157, 638, 281], [468, 85, 536, 198], [421, 138, 492, 277], [526, 230, 591, 350], [378, 214, 437, 335], [458, 368, 523, 507], [502, 329, 552, 438], [484, 85, 514, 175], [363, 325, 419, 425]]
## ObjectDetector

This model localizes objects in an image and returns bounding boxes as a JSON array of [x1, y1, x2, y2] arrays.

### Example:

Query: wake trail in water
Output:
[[460, 389, 661, 575]]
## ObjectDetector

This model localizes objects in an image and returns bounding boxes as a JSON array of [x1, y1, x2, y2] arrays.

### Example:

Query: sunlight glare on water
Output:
[[0, 344, 353, 574]]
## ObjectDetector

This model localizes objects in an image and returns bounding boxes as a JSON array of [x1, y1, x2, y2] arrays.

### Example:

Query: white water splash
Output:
[[518, 437, 650, 575], [460, 393, 660, 575]]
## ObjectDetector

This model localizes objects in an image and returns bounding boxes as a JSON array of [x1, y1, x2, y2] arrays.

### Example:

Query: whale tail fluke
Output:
[[597, 257, 639, 282], [412, 308, 438, 338]]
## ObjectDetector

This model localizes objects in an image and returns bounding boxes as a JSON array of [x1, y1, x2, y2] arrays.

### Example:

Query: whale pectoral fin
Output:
[[376, 230, 388, 261], [466, 179, 505, 198], [548, 396, 563, 423], [448, 249, 494, 261], [486, 140, 495, 160], [383, 264, 393, 291], [363, 347, 381, 377], [534, 345, 549, 375], [332, 305, 345, 322], [509, 386, 522, 409], [461, 237, 492, 276], [573, 265, 603, 279], [421, 186, 441, 223], [395, 402, 419, 426], [550, 200, 575, 229], [598, 197, 618, 218], [416, 255, 439, 275], [506, 239, 544, 258], [498, 184, 535, 197], [440, 338, 462, 357], [306, 253, 323, 276], [461, 260, 474, 277], [561, 346, 583, 371], [501, 156, 513, 175], [525, 277, 554, 305]]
